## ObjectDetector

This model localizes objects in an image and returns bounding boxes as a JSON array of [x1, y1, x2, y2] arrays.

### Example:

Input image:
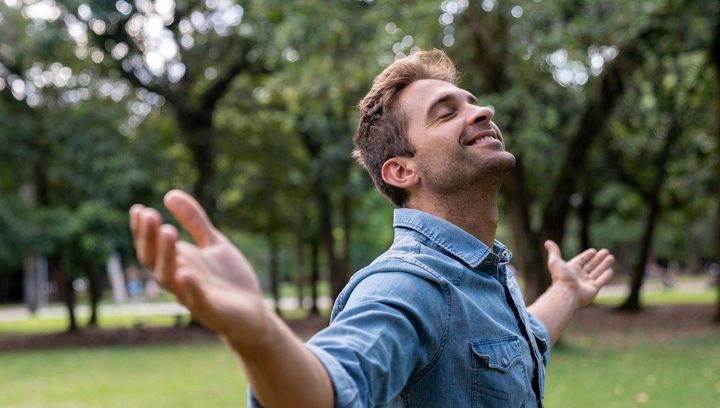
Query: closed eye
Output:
[[438, 109, 455, 119]]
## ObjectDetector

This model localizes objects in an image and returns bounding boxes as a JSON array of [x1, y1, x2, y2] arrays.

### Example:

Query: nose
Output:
[[466, 105, 494, 126]]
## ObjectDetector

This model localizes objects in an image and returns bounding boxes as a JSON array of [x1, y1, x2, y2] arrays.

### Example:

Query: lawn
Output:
[[0, 343, 247, 408], [0, 313, 191, 334], [0, 283, 717, 407], [546, 333, 720, 407], [0, 331, 718, 407], [595, 288, 717, 306]]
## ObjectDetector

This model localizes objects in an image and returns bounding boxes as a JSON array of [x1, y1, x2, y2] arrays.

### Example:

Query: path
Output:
[[0, 296, 333, 322]]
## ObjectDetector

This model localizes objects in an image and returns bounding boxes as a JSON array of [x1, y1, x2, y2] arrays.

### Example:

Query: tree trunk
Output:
[[618, 195, 662, 312], [86, 261, 101, 327], [51, 257, 78, 333], [180, 119, 218, 221], [295, 241, 306, 311], [711, 14, 720, 323], [619, 115, 682, 312], [578, 190, 594, 251], [715, 191, 720, 322], [502, 161, 550, 303], [340, 179, 353, 285], [318, 187, 343, 301], [268, 237, 282, 317], [309, 241, 320, 317]]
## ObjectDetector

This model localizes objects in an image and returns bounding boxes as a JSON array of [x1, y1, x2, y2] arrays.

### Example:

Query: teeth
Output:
[[472, 136, 495, 144]]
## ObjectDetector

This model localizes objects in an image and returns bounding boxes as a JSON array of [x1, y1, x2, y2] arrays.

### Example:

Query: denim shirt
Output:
[[250, 209, 550, 407]]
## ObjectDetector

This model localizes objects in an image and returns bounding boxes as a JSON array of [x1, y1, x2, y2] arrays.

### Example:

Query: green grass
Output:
[[0, 343, 247, 408], [546, 333, 720, 407], [1, 284, 716, 406], [595, 288, 717, 306], [0, 314, 190, 334], [0, 332, 718, 407], [278, 280, 330, 299]]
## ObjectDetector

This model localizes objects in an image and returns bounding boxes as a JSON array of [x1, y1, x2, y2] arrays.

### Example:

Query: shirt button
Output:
[[501, 357, 509, 366]]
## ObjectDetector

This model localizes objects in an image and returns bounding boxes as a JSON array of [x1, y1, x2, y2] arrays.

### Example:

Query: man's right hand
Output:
[[129, 189, 272, 350]]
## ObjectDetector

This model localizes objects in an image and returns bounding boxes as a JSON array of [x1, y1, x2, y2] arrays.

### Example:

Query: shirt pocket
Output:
[[470, 334, 530, 407]]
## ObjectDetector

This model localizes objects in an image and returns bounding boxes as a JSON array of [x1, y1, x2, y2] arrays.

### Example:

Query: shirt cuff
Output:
[[246, 344, 361, 408], [306, 343, 362, 407]]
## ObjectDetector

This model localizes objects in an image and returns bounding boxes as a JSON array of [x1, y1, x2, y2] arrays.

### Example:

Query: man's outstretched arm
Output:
[[527, 240, 614, 345], [130, 190, 333, 408]]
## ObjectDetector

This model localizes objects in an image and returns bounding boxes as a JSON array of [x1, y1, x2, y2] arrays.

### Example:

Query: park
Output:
[[1, 0, 719, 406]]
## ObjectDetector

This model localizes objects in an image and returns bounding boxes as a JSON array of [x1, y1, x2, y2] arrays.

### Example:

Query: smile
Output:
[[462, 129, 500, 146]]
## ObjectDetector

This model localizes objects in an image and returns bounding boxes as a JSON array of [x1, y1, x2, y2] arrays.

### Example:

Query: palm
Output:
[[545, 240, 615, 307], [178, 240, 268, 340], [131, 190, 271, 348]]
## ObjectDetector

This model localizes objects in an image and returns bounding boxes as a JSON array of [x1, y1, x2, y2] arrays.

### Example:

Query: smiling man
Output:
[[130, 49, 614, 407]]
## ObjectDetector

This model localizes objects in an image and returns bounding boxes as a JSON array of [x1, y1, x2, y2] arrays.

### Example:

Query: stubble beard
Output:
[[419, 149, 517, 197]]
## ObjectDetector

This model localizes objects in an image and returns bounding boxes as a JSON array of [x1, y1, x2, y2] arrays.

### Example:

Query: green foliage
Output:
[[0, 0, 718, 308]]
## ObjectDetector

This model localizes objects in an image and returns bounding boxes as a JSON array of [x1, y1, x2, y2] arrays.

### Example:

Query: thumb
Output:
[[544, 240, 562, 263], [163, 189, 220, 247]]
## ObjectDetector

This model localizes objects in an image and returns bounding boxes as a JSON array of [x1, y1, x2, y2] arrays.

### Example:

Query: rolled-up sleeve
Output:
[[249, 270, 447, 407]]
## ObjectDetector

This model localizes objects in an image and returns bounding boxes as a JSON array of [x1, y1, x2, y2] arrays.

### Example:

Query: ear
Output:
[[381, 157, 420, 189]]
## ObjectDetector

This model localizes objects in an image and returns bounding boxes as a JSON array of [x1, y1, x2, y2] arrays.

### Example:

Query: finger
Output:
[[174, 241, 214, 285], [154, 224, 179, 291], [129, 204, 146, 254], [175, 240, 203, 268], [138, 208, 162, 268], [593, 267, 614, 288], [544, 240, 562, 264], [175, 267, 212, 317], [164, 189, 219, 247], [571, 248, 597, 267], [583, 249, 609, 273], [129, 204, 145, 237], [589, 255, 615, 280]]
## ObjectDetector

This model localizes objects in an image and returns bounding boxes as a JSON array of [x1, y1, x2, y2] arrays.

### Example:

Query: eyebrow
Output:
[[425, 91, 480, 123]]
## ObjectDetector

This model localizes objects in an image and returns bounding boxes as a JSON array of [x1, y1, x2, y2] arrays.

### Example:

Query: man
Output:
[[130, 50, 614, 407]]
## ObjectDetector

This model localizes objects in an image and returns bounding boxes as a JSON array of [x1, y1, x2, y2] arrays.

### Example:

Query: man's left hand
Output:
[[544, 240, 615, 308]]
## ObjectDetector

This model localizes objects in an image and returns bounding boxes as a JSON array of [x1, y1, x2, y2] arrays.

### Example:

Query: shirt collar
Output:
[[393, 208, 511, 268]]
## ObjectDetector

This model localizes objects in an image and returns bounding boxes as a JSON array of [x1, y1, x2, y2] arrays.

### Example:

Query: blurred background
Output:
[[0, 0, 718, 406]]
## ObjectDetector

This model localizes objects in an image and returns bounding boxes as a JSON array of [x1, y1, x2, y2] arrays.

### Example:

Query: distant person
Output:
[[125, 265, 143, 300], [662, 261, 678, 291], [130, 50, 614, 407]]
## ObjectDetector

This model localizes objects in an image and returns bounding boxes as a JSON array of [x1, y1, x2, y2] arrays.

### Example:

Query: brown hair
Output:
[[352, 49, 458, 207]]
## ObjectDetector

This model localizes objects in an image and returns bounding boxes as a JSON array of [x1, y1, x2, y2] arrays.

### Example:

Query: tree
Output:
[[431, 0, 714, 301], [609, 54, 699, 311], [710, 12, 720, 323]]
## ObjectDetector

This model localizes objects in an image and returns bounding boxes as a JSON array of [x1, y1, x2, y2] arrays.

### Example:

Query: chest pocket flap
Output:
[[470, 335, 522, 372]]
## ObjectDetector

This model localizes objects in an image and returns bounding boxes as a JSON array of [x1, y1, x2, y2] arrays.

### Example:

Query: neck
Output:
[[407, 184, 500, 248]]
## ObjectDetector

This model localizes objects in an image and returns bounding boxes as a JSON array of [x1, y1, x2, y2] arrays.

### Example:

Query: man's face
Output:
[[397, 79, 516, 196]]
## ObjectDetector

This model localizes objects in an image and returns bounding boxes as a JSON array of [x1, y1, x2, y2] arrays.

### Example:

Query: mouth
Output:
[[462, 128, 501, 146]]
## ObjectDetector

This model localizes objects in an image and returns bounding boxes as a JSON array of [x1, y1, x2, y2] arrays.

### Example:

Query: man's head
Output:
[[353, 50, 515, 208], [353, 50, 457, 207]]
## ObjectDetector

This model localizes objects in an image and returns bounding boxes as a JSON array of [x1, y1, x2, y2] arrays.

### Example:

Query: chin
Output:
[[486, 151, 516, 173]]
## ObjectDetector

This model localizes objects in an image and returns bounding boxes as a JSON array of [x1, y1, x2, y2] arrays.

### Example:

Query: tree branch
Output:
[[464, 2, 511, 92], [540, 17, 669, 241], [200, 41, 270, 115]]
